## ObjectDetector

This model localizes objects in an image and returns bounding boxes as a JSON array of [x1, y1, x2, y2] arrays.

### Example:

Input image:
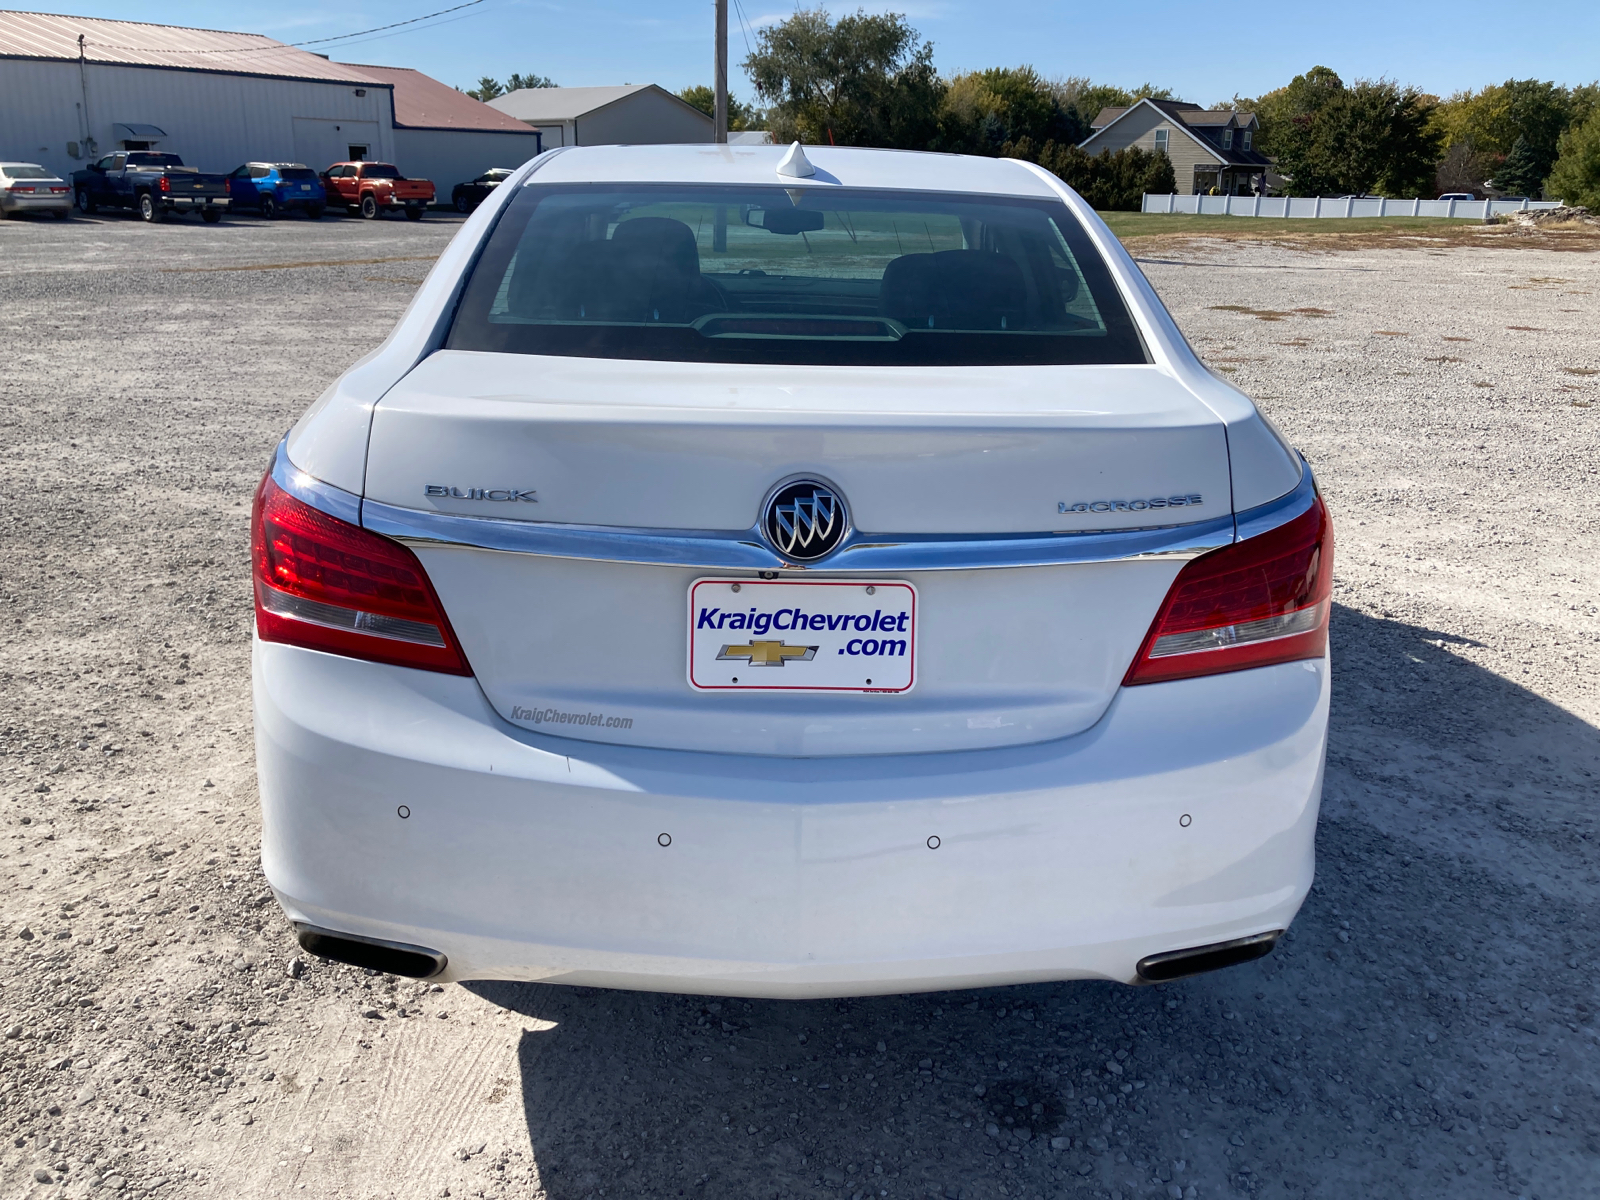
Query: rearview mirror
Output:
[[743, 207, 825, 235]]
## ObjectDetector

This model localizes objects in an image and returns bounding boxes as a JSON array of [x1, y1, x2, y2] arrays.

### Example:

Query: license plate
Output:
[[689, 579, 916, 692], [300, 184, 311, 190]]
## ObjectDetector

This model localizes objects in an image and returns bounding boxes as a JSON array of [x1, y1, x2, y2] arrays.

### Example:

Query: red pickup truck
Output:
[[320, 162, 434, 220]]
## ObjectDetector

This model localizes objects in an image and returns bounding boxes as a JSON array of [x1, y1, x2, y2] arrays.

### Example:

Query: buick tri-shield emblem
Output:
[[764, 480, 847, 561]]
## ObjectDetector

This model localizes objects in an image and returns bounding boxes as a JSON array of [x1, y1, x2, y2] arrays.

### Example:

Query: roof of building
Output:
[[525, 143, 1060, 197], [340, 63, 535, 133], [488, 83, 711, 126], [1090, 101, 1253, 130], [1180, 109, 1256, 128], [1083, 98, 1271, 167], [0, 9, 378, 83]]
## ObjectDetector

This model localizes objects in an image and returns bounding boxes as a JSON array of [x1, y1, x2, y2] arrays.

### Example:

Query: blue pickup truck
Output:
[[71, 152, 230, 223]]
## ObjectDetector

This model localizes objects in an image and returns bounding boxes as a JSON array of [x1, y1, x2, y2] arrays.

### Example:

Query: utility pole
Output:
[[713, 0, 728, 145]]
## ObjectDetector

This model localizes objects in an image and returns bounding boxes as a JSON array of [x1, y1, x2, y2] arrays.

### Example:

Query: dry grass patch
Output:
[[1210, 304, 1333, 322]]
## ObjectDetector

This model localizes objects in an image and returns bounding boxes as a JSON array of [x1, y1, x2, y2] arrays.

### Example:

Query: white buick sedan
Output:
[[253, 143, 1331, 997]]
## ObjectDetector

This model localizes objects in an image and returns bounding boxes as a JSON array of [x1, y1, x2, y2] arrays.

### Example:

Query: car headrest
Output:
[[880, 250, 1028, 331], [611, 217, 702, 277]]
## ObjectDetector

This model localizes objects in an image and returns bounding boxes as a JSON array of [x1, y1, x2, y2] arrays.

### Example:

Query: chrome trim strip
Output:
[[270, 437, 362, 527], [1234, 455, 1317, 543], [361, 500, 1236, 572], [274, 436, 1315, 572]]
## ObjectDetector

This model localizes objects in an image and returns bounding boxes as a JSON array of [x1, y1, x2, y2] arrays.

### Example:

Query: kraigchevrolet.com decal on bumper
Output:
[[510, 705, 634, 729]]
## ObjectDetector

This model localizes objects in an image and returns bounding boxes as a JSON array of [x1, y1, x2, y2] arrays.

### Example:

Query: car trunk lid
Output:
[[363, 351, 1231, 755]]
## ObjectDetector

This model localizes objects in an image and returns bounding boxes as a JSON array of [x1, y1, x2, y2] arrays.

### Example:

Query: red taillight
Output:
[[1124, 496, 1333, 686], [251, 474, 471, 675], [7, 185, 35, 193], [158, 176, 170, 192], [50, 186, 70, 194]]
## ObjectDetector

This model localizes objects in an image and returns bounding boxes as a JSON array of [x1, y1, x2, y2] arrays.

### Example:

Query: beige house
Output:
[[1080, 98, 1272, 195]]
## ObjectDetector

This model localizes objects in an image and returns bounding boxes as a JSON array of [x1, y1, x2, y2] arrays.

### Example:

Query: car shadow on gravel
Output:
[[464, 603, 1600, 1200]]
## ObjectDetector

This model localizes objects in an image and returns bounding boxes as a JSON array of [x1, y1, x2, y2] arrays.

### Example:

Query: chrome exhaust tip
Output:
[[1136, 930, 1282, 983], [294, 923, 447, 979]]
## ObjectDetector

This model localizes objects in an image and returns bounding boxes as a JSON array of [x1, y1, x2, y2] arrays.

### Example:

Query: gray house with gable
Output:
[[1080, 98, 1273, 195]]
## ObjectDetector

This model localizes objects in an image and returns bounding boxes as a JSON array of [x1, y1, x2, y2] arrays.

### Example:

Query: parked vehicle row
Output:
[[3, 154, 514, 226]]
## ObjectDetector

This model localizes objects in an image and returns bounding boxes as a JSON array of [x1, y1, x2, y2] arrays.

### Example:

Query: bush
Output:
[[1546, 113, 1600, 209], [1020, 142, 1175, 211]]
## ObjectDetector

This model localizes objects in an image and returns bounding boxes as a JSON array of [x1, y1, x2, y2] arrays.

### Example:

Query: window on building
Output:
[[347, 144, 368, 161], [1153, 128, 1169, 155], [1242, 129, 1253, 151], [1222, 128, 1234, 150]]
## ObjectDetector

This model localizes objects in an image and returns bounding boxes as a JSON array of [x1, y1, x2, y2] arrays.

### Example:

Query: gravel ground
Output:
[[1, 210, 1597, 1200]]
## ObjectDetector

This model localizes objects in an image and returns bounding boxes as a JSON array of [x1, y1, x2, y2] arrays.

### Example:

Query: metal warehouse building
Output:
[[488, 84, 713, 147], [0, 10, 541, 190]]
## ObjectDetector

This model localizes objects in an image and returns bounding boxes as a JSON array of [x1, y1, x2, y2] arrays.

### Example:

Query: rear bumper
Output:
[[0, 194, 70, 212], [254, 639, 1328, 998]]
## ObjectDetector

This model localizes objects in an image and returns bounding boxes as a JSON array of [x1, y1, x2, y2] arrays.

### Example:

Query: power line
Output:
[[731, 0, 754, 60], [290, 0, 489, 48], [82, 0, 490, 57]]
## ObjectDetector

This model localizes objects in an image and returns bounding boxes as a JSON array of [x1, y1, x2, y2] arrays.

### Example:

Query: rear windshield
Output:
[[127, 153, 184, 168], [446, 183, 1146, 366], [3, 166, 53, 179], [278, 168, 318, 181], [361, 164, 401, 179]]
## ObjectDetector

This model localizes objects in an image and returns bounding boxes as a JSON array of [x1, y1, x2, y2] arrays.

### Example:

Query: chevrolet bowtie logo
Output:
[[717, 640, 818, 666]]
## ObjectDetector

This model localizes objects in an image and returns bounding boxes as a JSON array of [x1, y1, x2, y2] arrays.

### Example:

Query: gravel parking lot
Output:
[[1, 209, 1597, 1200]]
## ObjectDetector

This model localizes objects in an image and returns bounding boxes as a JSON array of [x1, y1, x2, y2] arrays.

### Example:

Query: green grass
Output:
[[1097, 212, 1482, 239]]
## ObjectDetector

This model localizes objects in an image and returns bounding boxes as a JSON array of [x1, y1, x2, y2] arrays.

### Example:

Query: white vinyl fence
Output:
[[1141, 194, 1564, 219]]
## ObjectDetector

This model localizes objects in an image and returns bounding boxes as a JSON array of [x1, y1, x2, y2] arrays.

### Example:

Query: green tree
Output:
[[743, 8, 944, 149], [506, 72, 557, 91], [937, 67, 1085, 154], [1571, 83, 1600, 130], [1255, 70, 1440, 196], [1019, 141, 1173, 210], [1433, 140, 1494, 197], [677, 85, 762, 130], [1493, 135, 1545, 196], [463, 73, 556, 102], [1053, 78, 1180, 120], [1546, 112, 1600, 208], [1242, 65, 1345, 164], [1435, 79, 1571, 183]]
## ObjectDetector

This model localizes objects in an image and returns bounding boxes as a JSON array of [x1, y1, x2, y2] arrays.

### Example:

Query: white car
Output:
[[0, 162, 72, 219], [254, 143, 1332, 997]]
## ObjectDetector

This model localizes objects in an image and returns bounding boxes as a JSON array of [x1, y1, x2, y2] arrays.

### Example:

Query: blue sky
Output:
[[34, 0, 1600, 104]]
